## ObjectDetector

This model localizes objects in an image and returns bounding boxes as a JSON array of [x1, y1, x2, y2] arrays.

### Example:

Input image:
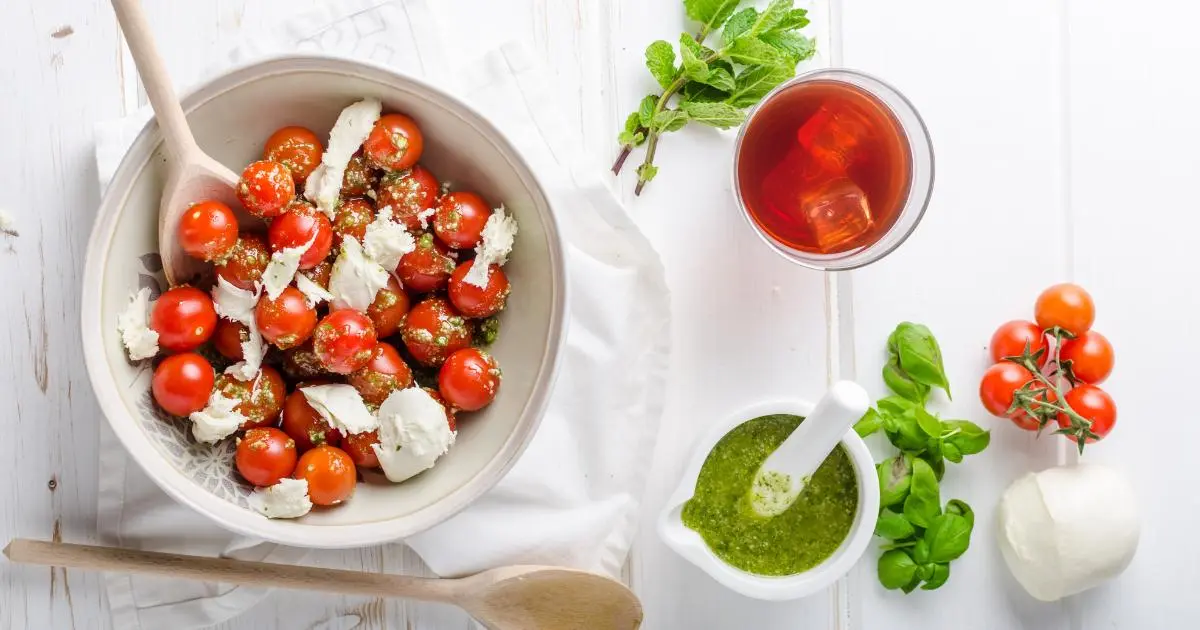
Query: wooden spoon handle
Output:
[[4, 539, 459, 603], [110, 0, 199, 161]]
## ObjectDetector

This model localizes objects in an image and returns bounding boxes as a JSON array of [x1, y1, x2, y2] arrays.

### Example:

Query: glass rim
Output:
[[731, 67, 936, 272]]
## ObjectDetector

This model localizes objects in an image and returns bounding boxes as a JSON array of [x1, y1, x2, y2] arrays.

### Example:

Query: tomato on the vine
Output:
[[363, 114, 424, 172], [152, 352, 214, 416], [178, 200, 238, 262], [979, 362, 1033, 417], [237, 160, 296, 218], [294, 445, 357, 506], [1060, 330, 1114, 384], [1035, 283, 1095, 336], [268, 200, 333, 269], [256, 286, 318, 350], [438, 348, 501, 412], [1056, 384, 1117, 443], [236, 427, 297, 487], [989, 320, 1047, 364], [150, 286, 217, 352], [263, 126, 323, 184], [1008, 387, 1057, 432], [434, 192, 491, 250], [312, 309, 378, 375]]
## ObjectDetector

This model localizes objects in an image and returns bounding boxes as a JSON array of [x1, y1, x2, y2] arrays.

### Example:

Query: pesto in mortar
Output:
[[681, 414, 858, 576]]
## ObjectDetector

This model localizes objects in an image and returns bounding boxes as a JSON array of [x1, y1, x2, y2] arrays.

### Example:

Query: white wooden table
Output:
[[0, 0, 1185, 628]]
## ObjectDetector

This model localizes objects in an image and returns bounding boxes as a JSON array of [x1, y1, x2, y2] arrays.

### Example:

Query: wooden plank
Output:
[[840, 1, 1073, 628]]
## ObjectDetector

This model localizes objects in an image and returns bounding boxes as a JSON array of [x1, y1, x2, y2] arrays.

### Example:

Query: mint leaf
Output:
[[697, 66, 735, 92], [637, 95, 658, 127], [728, 36, 786, 66], [770, 8, 810, 32], [726, 64, 792, 107], [623, 112, 641, 135], [636, 162, 659, 183], [750, 0, 793, 36], [761, 31, 815, 63], [684, 0, 742, 30], [721, 8, 758, 45], [680, 101, 745, 129], [645, 40, 677, 90], [653, 109, 689, 132], [617, 130, 646, 147], [681, 81, 730, 104], [679, 34, 709, 82]]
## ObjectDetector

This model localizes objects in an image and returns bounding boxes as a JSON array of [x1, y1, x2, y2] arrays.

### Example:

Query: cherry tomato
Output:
[[294, 445, 357, 506], [342, 430, 381, 469], [152, 352, 214, 416], [363, 114, 424, 172], [402, 297, 471, 366], [989, 320, 1047, 364], [332, 197, 375, 247], [377, 166, 439, 230], [263, 126, 323, 184], [268, 200, 333, 269], [236, 427, 297, 487], [1056, 384, 1117, 443], [178, 200, 238, 262], [398, 233, 456, 293], [423, 387, 457, 431], [256, 286, 318, 350], [300, 259, 332, 291], [237, 160, 296, 219], [281, 390, 341, 452], [282, 342, 327, 381], [216, 233, 272, 291], [150, 286, 218, 352], [341, 152, 380, 197], [1008, 387, 1057, 432], [979, 362, 1034, 417], [347, 342, 413, 405], [214, 367, 287, 430], [438, 348, 501, 412], [367, 276, 410, 338], [433, 192, 491, 250], [448, 262, 509, 318], [1035, 283, 1095, 336], [312, 309, 378, 374], [213, 319, 249, 360], [1059, 330, 1114, 384]]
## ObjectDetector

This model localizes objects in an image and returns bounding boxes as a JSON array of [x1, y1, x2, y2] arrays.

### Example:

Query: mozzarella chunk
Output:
[[463, 205, 517, 289], [189, 389, 248, 444], [211, 276, 258, 326], [225, 324, 267, 382], [363, 206, 416, 270], [262, 232, 317, 301], [117, 287, 159, 360], [299, 384, 379, 435], [372, 388, 456, 483], [416, 207, 435, 230], [295, 272, 333, 308], [305, 98, 383, 218], [328, 237, 390, 312], [251, 478, 313, 519]]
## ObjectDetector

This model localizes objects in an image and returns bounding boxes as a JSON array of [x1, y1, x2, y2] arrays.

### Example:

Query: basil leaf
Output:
[[877, 549, 918, 590], [637, 95, 657, 128], [875, 509, 916, 540], [913, 406, 943, 438], [922, 447, 946, 481], [911, 539, 931, 565], [943, 419, 991, 456], [941, 441, 963, 464], [901, 575, 922, 594], [721, 8, 758, 45], [883, 356, 929, 403], [878, 455, 913, 508], [945, 499, 975, 530], [922, 563, 950, 590], [925, 512, 972, 562], [680, 101, 745, 129], [902, 458, 940, 528], [885, 408, 929, 453], [683, 0, 742, 30], [854, 408, 884, 438], [726, 64, 793, 107], [892, 322, 952, 398], [915, 563, 934, 582], [877, 395, 917, 417], [679, 34, 709, 82], [644, 41, 677, 90]]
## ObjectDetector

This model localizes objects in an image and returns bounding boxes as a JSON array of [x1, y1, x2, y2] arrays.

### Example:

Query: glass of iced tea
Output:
[[733, 68, 933, 270]]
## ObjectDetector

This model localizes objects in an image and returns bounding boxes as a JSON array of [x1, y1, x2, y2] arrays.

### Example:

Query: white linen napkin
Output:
[[93, 1, 670, 627]]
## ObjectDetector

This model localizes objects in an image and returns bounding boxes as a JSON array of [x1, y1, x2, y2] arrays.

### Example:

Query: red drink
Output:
[[736, 79, 914, 256]]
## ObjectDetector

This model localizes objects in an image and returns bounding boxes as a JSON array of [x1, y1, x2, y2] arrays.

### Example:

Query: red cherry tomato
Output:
[[423, 387, 457, 431], [347, 342, 413, 406], [438, 348, 501, 412], [1035, 283, 1095, 336], [312, 309, 378, 375], [150, 286, 218, 352], [377, 166, 439, 231], [268, 200, 333, 269], [236, 427, 297, 487], [213, 319, 249, 360], [367, 276, 410, 338], [1056, 384, 1117, 443], [989, 320, 1047, 364], [299, 259, 332, 292], [294, 445, 357, 506], [979, 362, 1034, 417], [342, 430, 381, 469], [282, 342, 327, 381], [214, 367, 287, 430], [398, 233, 456, 293], [256, 286, 318, 350], [341, 152, 380, 197], [1059, 330, 1114, 384], [216, 233, 272, 291], [448, 262, 509, 318], [332, 198, 375, 247], [152, 353, 214, 416], [402, 297, 471, 366], [281, 389, 341, 452], [178, 200, 238, 262], [433, 192, 491, 250], [363, 114, 424, 172], [263, 126, 323, 184], [237, 160, 296, 218]]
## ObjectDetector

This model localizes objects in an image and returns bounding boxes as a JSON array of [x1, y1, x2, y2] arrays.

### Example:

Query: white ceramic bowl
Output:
[[81, 55, 567, 548], [658, 399, 880, 600]]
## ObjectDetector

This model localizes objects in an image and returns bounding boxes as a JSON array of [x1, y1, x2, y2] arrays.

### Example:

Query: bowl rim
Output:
[[657, 398, 881, 600], [81, 53, 568, 548]]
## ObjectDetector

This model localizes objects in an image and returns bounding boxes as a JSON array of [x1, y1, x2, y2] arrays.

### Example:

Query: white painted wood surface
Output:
[[0, 0, 1183, 628]]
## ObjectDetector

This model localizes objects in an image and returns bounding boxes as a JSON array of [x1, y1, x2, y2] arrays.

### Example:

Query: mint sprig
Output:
[[612, 0, 815, 195]]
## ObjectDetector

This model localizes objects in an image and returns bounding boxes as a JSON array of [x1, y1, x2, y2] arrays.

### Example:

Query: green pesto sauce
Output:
[[681, 414, 858, 576]]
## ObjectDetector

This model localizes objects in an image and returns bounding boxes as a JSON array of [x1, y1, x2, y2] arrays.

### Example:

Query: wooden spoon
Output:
[[111, 0, 243, 287], [4, 539, 643, 630]]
